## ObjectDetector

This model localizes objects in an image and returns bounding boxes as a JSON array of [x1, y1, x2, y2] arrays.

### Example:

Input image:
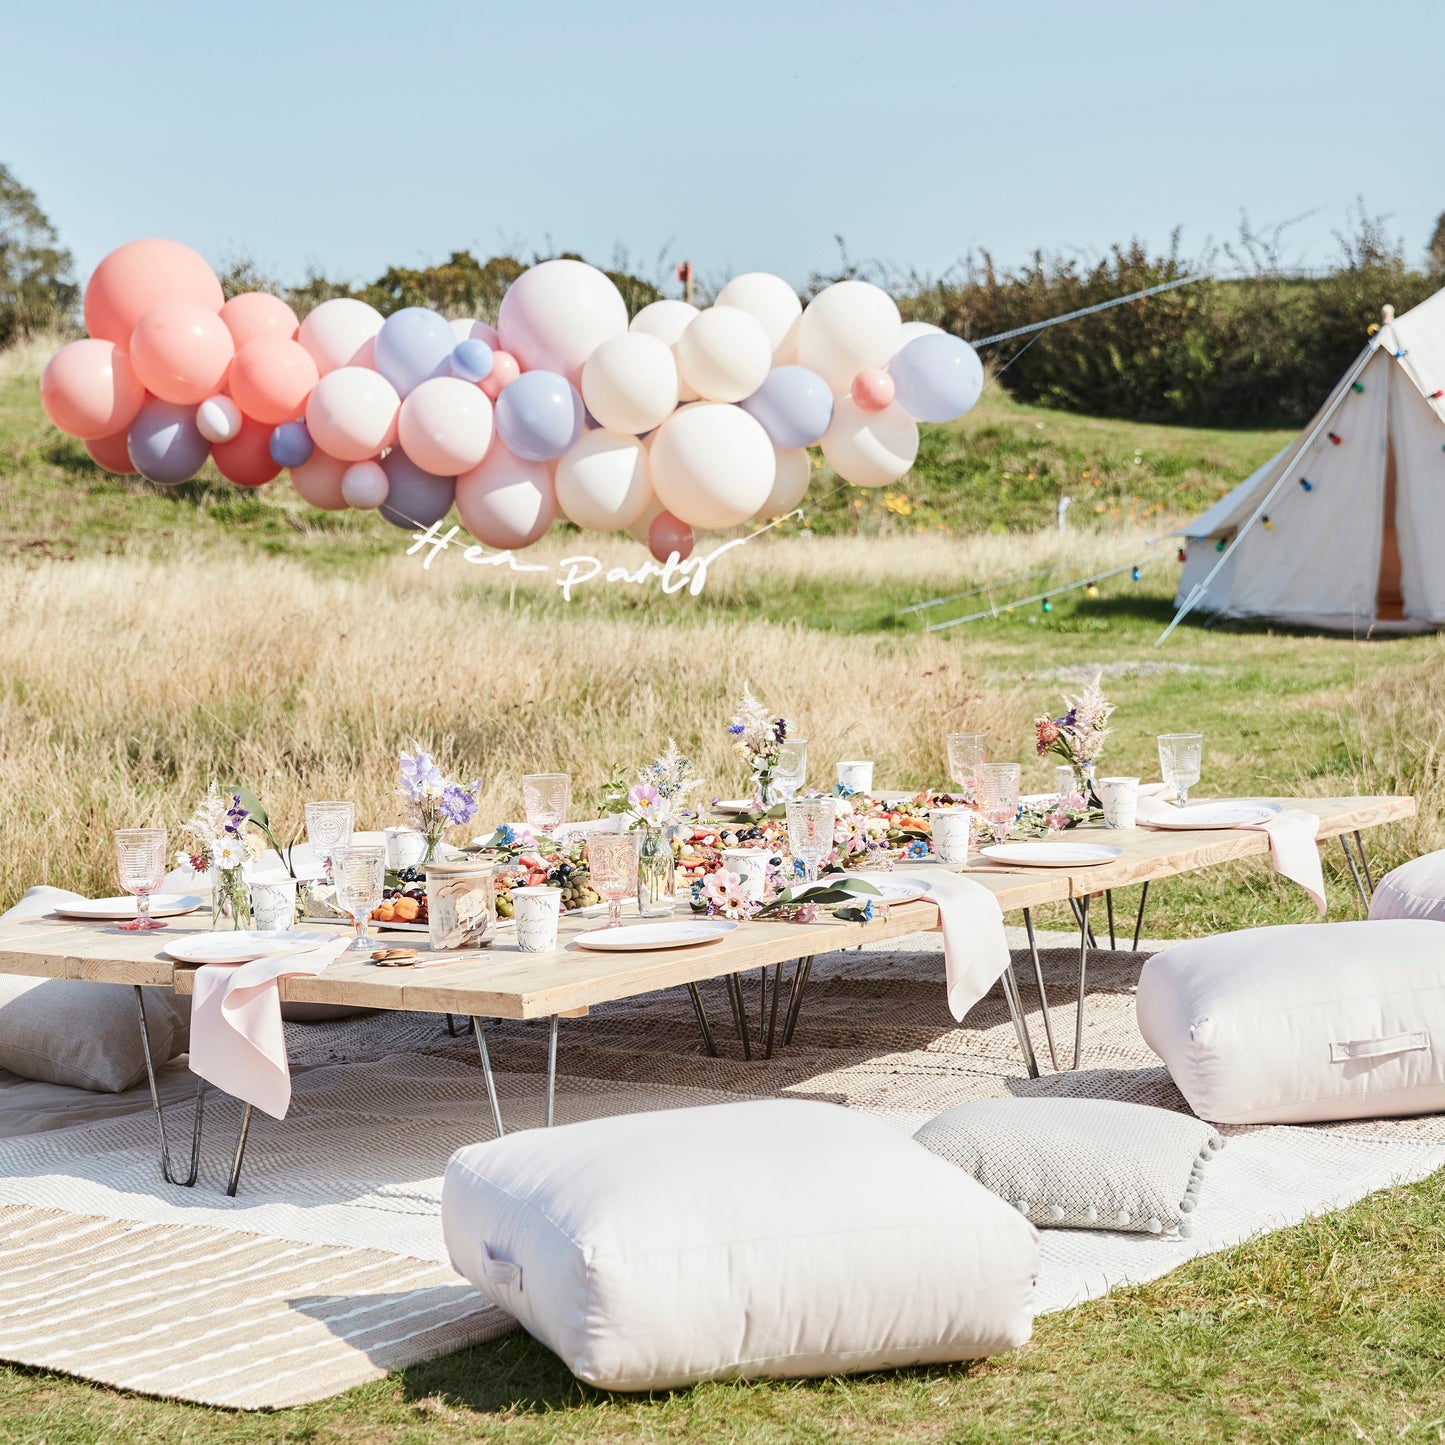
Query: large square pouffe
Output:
[[1137, 919, 1445, 1124], [442, 1099, 1039, 1390]]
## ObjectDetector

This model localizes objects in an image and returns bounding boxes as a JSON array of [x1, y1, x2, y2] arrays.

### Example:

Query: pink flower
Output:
[[1036, 719, 1061, 747]]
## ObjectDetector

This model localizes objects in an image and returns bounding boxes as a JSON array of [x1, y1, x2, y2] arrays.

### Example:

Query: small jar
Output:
[[424, 860, 496, 950]]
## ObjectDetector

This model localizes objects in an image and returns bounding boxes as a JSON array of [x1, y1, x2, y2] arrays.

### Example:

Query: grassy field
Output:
[[3, 339, 1443, 1440]]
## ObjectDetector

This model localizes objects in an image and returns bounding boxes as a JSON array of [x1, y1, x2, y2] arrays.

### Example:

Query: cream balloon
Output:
[[630, 299, 701, 401], [820, 396, 919, 488], [896, 320, 945, 349], [304, 367, 400, 462], [715, 272, 803, 365], [296, 298, 385, 376], [756, 446, 812, 517], [555, 430, 653, 531], [580, 332, 679, 435], [675, 306, 772, 404], [397, 376, 494, 474], [625, 491, 667, 545], [496, 259, 627, 384], [648, 403, 775, 528], [456, 445, 557, 549], [340, 460, 390, 509], [195, 394, 243, 444], [289, 451, 349, 510], [798, 281, 902, 391]]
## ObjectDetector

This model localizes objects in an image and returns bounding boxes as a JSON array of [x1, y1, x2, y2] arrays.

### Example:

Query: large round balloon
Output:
[[820, 396, 919, 488], [40, 338, 146, 439], [85, 428, 138, 475], [649, 511, 695, 564], [373, 307, 454, 397], [304, 367, 400, 461], [456, 446, 558, 549], [220, 292, 299, 349], [648, 403, 775, 528], [494, 370, 584, 461], [676, 306, 772, 403], [397, 376, 493, 474], [128, 300, 235, 405], [380, 448, 456, 531], [555, 430, 653, 531], [289, 450, 349, 510], [126, 397, 211, 483], [797, 280, 902, 392], [227, 336, 319, 424], [296, 298, 385, 376], [757, 447, 812, 517], [897, 320, 945, 347], [888, 332, 984, 423], [83, 239, 223, 346], [497, 259, 627, 384], [581, 332, 679, 435], [213, 416, 282, 487], [630, 298, 702, 401], [715, 273, 803, 365], [738, 364, 833, 448]]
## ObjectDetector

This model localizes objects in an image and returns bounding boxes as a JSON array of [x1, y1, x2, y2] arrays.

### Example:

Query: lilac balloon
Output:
[[378, 448, 456, 531], [450, 338, 495, 384], [269, 420, 314, 468], [888, 333, 984, 423], [494, 369, 585, 461], [373, 307, 454, 397], [740, 365, 834, 448], [126, 398, 211, 483]]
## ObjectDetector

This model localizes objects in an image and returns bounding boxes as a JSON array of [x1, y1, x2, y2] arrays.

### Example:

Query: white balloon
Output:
[[649, 403, 775, 528], [497, 259, 627, 384], [195, 394, 242, 444], [821, 396, 919, 488], [340, 460, 389, 509], [715, 272, 803, 365], [676, 307, 772, 404], [757, 446, 812, 517], [896, 320, 945, 350], [449, 317, 501, 349], [555, 430, 654, 531], [456, 444, 557, 549], [630, 299, 701, 401], [297, 298, 386, 376], [798, 281, 902, 392], [581, 333, 679, 435]]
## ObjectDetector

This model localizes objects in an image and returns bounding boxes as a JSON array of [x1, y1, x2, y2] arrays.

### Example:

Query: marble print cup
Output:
[[249, 873, 298, 932], [513, 886, 563, 953], [928, 809, 972, 864], [1098, 777, 1141, 829], [721, 847, 769, 901], [836, 760, 875, 795]]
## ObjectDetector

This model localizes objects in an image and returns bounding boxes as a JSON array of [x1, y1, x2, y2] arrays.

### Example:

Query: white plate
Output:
[[825, 872, 934, 905], [980, 842, 1123, 868], [711, 800, 761, 816], [572, 920, 738, 952], [53, 894, 204, 922], [163, 930, 334, 965], [306, 916, 432, 933], [1020, 793, 1061, 809], [1144, 801, 1283, 830]]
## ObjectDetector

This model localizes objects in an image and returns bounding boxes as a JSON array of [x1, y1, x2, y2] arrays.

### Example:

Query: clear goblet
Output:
[[946, 732, 987, 802], [976, 763, 1022, 845], [785, 796, 837, 886], [305, 801, 354, 876], [773, 738, 808, 803], [331, 844, 386, 954], [1157, 734, 1204, 808], [115, 828, 169, 932], [587, 831, 639, 928], [522, 774, 570, 835]]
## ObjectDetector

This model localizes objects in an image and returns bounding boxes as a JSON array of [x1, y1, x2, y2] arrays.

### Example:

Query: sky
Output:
[[4, 0, 1439, 296]]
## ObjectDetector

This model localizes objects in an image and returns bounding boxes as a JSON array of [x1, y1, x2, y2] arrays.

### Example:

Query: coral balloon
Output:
[[676, 306, 772, 403], [126, 398, 211, 483], [212, 416, 282, 487], [631, 299, 701, 401], [397, 376, 493, 474], [450, 318, 501, 350], [581, 332, 679, 435], [715, 273, 803, 365], [648, 511, 695, 564], [888, 332, 985, 423], [289, 451, 349, 511], [296, 298, 385, 376], [40, 338, 146, 439], [305, 367, 400, 462], [380, 449, 456, 531], [227, 336, 319, 425], [196, 394, 243, 443], [555, 430, 653, 531], [851, 367, 896, 412], [495, 370, 584, 461], [738, 364, 833, 448], [128, 300, 235, 405], [497, 258, 628, 384], [798, 281, 902, 392], [479, 350, 521, 401], [456, 445, 557, 549], [373, 307, 454, 397], [820, 396, 919, 488], [220, 292, 299, 349], [83, 239, 223, 346], [269, 420, 313, 468], [648, 403, 775, 529], [85, 428, 138, 475], [341, 461, 390, 509], [757, 447, 812, 517]]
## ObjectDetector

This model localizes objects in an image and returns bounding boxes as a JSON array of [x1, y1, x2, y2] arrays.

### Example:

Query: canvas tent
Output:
[[1173, 288, 1445, 632]]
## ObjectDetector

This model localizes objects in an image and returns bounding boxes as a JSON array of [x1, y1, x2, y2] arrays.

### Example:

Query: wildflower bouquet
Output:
[[1034, 674, 1114, 796], [626, 739, 699, 831], [178, 782, 268, 927], [398, 748, 480, 862], [728, 685, 787, 805], [691, 868, 886, 925]]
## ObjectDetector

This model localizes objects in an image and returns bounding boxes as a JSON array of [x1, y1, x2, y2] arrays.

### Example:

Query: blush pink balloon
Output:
[[305, 367, 400, 461], [456, 444, 557, 549], [84, 427, 139, 475], [227, 336, 320, 424], [850, 367, 896, 412], [341, 460, 390, 509], [296, 298, 385, 376], [397, 376, 493, 474], [83, 238, 223, 346], [289, 451, 349, 510], [40, 338, 147, 439], [479, 350, 521, 400], [220, 291, 300, 348], [129, 300, 236, 405], [212, 416, 282, 487], [648, 510, 695, 563]]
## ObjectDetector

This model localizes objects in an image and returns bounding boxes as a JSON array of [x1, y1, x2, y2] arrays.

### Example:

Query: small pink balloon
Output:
[[649, 510, 695, 563], [341, 459, 390, 509], [479, 350, 521, 401], [850, 367, 896, 413]]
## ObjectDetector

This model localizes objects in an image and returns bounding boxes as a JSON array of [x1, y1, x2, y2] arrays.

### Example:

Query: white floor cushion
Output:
[[1137, 920, 1445, 1124], [1369, 850, 1445, 924], [442, 1099, 1038, 1390]]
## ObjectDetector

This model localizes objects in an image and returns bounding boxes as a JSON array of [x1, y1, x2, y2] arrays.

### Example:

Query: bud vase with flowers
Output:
[[1034, 675, 1114, 807]]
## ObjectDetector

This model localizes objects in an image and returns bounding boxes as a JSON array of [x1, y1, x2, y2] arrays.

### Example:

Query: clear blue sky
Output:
[[5, 0, 1438, 295]]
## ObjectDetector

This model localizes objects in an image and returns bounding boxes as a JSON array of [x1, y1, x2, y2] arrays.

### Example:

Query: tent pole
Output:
[[1153, 342, 1378, 647]]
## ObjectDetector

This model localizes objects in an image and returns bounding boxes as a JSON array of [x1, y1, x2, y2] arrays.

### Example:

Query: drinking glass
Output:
[[1054, 764, 1078, 806], [305, 801, 354, 876], [522, 773, 570, 834], [773, 738, 808, 802], [785, 796, 837, 885], [1157, 734, 1204, 808], [115, 828, 169, 932], [331, 844, 386, 954], [587, 831, 639, 928], [946, 732, 987, 801], [976, 763, 1022, 845]]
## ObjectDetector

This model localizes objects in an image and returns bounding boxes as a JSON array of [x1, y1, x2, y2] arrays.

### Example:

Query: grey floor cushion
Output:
[[914, 1097, 1222, 1236]]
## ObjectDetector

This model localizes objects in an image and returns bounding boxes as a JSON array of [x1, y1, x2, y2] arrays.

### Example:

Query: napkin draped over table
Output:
[[189, 939, 348, 1118], [908, 868, 1012, 1022]]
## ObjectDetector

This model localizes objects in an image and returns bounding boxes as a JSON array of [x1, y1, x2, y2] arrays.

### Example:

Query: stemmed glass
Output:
[[587, 832, 639, 928], [785, 796, 837, 886], [976, 763, 1022, 845], [331, 844, 386, 953], [1157, 734, 1204, 808], [305, 801, 354, 877], [946, 732, 987, 802], [115, 828, 169, 932], [522, 774, 570, 835], [773, 738, 808, 802]]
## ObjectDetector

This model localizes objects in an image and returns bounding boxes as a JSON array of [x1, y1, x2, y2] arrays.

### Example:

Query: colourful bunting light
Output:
[[1352, 382, 1365, 393], [1328, 432, 1342, 445], [1131, 566, 1142, 581], [1300, 478, 1313, 492], [1263, 515, 1273, 530]]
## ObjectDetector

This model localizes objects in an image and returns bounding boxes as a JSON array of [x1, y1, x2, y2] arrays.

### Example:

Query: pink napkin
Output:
[[188, 939, 348, 1119], [1136, 788, 1326, 914], [908, 868, 1012, 1022]]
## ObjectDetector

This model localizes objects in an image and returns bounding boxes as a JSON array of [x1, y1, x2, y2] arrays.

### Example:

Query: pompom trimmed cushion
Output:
[[442, 1099, 1039, 1390], [914, 1097, 1221, 1236], [1137, 919, 1445, 1125], [1369, 850, 1445, 924]]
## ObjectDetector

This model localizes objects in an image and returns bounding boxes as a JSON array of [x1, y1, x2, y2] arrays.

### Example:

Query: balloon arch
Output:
[[39, 239, 984, 563]]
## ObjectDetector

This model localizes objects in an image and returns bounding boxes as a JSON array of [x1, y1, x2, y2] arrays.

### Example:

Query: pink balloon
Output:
[[220, 291, 299, 348], [304, 367, 400, 462], [649, 510, 695, 563], [450, 318, 501, 350], [84, 427, 139, 475], [228, 336, 320, 424], [297, 298, 385, 376], [398, 376, 494, 474], [341, 460, 389, 509], [40, 339, 147, 439], [850, 367, 896, 412], [479, 350, 521, 401], [83, 238, 223, 346], [289, 451, 349, 510], [129, 300, 236, 405], [456, 444, 557, 549], [212, 416, 282, 487]]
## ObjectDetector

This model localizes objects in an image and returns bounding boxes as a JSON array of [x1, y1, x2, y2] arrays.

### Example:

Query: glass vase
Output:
[[753, 765, 778, 809], [211, 861, 253, 931], [636, 826, 675, 918]]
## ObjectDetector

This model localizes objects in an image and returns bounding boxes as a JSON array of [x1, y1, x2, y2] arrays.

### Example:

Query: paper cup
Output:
[[513, 885, 563, 952], [928, 808, 972, 863], [249, 874, 298, 932], [721, 847, 769, 901], [836, 760, 875, 794], [384, 826, 430, 870], [1098, 777, 1140, 829]]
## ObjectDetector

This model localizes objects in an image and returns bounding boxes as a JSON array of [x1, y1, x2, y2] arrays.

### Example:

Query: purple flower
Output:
[[224, 793, 249, 838], [400, 749, 444, 801], [728, 723, 745, 736], [440, 782, 478, 827]]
